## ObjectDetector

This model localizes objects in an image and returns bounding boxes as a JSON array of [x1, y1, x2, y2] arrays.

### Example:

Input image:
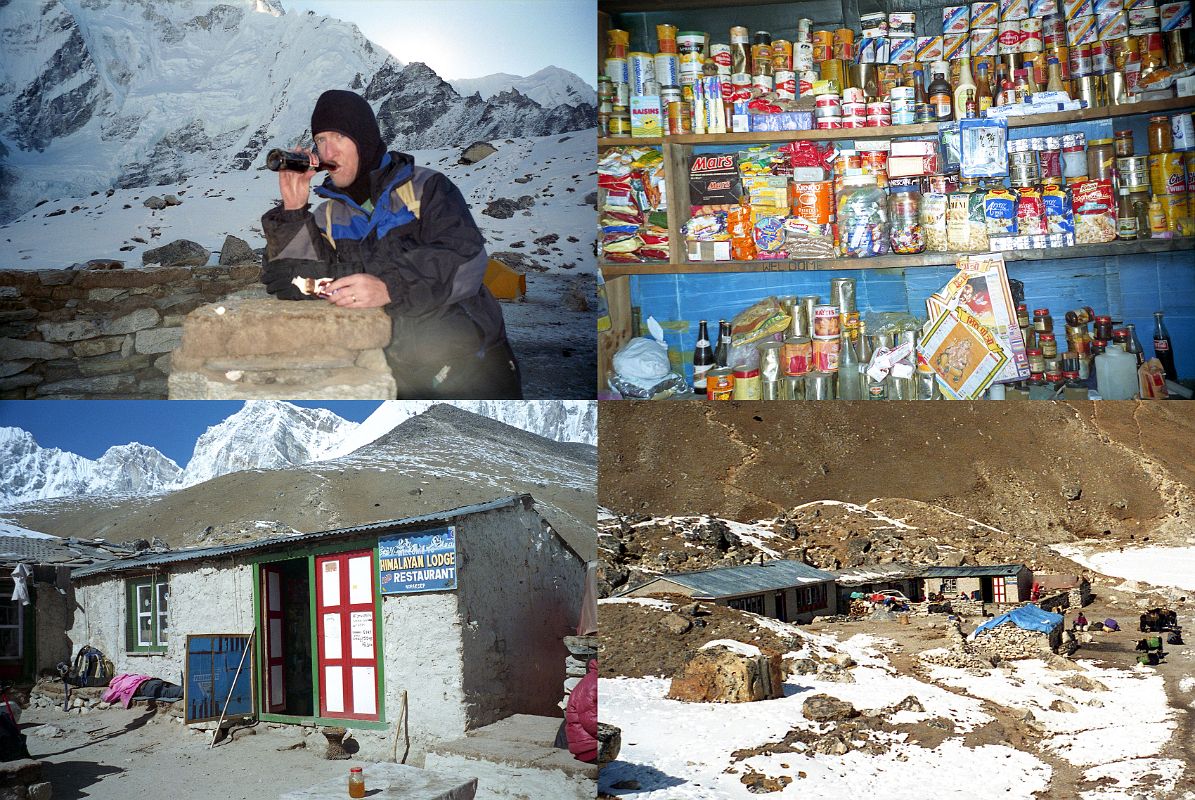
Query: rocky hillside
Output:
[[598, 402, 1195, 597]]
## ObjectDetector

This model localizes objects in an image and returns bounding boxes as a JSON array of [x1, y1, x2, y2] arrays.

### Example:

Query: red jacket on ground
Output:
[[565, 659, 598, 762]]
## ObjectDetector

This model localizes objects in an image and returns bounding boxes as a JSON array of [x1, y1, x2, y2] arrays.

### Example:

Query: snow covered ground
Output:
[[0, 132, 594, 273], [1052, 544, 1195, 593], [600, 612, 1187, 799]]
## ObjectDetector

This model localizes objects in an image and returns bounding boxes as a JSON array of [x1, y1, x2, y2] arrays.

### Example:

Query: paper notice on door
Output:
[[348, 556, 371, 604], [321, 560, 340, 607], [351, 666, 376, 715], [324, 666, 343, 713], [350, 611, 374, 659], [267, 571, 280, 612], [323, 613, 342, 659]]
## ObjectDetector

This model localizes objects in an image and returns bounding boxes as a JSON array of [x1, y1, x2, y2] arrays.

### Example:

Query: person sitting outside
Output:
[[1074, 612, 1088, 632], [261, 89, 522, 399]]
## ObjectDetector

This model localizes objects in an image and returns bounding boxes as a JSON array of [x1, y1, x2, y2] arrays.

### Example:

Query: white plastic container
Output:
[[1095, 344, 1137, 400]]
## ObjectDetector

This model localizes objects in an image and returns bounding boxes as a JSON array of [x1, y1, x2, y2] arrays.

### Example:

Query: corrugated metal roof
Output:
[[72, 495, 532, 579], [921, 564, 1026, 578], [643, 560, 836, 598]]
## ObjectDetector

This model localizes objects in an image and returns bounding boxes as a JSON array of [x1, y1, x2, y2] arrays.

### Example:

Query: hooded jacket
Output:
[[260, 151, 509, 368]]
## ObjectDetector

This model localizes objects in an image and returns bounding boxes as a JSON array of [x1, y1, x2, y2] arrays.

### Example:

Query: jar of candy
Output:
[[888, 185, 924, 254], [838, 174, 890, 257]]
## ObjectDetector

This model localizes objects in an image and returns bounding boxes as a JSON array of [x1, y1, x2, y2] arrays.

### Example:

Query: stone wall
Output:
[[0, 265, 260, 399], [1038, 591, 1072, 615]]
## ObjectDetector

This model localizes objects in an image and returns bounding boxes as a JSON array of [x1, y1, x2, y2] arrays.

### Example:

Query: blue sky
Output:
[[283, 0, 595, 83], [0, 401, 381, 466]]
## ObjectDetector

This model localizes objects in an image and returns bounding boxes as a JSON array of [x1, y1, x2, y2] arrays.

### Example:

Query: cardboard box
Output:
[[630, 96, 662, 137]]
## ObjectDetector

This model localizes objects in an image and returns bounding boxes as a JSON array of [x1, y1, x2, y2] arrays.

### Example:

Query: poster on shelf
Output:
[[926, 253, 1029, 383], [920, 305, 1010, 399]]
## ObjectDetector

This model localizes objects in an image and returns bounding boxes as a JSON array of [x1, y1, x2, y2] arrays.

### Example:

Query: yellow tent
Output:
[[484, 258, 527, 300]]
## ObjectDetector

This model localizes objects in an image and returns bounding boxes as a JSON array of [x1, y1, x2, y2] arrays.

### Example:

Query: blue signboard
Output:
[[185, 634, 254, 724], [378, 526, 458, 595]]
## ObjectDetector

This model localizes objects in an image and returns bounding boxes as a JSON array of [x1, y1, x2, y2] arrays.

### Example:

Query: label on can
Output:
[[706, 369, 734, 400], [783, 338, 813, 376], [710, 43, 732, 70], [813, 305, 842, 337], [813, 337, 841, 372], [775, 70, 796, 99]]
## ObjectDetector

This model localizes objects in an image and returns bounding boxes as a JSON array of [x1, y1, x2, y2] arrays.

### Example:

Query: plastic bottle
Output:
[[1095, 344, 1138, 399], [954, 58, 976, 120], [1046, 59, 1067, 95], [928, 72, 954, 121], [348, 767, 366, 799]]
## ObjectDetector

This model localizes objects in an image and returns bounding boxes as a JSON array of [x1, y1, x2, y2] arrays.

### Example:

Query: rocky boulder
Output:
[[667, 641, 784, 703], [218, 235, 258, 266], [143, 239, 209, 267], [802, 694, 859, 723], [143, 196, 166, 210]]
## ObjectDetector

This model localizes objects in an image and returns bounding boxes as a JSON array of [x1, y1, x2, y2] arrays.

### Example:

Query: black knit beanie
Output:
[[311, 89, 387, 205]]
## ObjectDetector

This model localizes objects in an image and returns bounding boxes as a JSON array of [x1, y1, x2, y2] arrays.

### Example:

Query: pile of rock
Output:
[[168, 298, 396, 399], [918, 618, 995, 669], [667, 640, 784, 703], [973, 624, 1059, 660]]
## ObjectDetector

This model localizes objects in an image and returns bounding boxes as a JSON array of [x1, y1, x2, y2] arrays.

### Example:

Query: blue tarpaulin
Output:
[[972, 605, 1063, 637]]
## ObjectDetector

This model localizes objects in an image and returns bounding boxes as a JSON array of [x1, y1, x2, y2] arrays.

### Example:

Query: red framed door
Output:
[[315, 549, 380, 721], [261, 564, 286, 714]]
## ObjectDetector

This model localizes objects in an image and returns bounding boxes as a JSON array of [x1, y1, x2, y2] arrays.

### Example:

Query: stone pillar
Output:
[[168, 298, 396, 399]]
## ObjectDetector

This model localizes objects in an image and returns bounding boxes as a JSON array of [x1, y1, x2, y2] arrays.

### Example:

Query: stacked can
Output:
[[812, 304, 842, 373], [604, 29, 632, 135], [842, 86, 867, 128], [751, 30, 774, 90], [831, 278, 859, 341], [890, 85, 917, 125], [1149, 122, 1190, 236], [654, 24, 681, 91], [814, 86, 842, 129]]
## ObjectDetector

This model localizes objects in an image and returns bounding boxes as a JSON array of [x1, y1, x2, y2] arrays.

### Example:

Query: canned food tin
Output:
[[813, 337, 841, 372], [706, 367, 734, 400], [654, 53, 680, 87], [791, 181, 835, 224], [605, 57, 629, 84], [774, 70, 796, 99], [804, 370, 835, 399], [656, 24, 678, 52], [761, 380, 781, 400], [752, 74, 774, 92], [1118, 155, 1150, 187], [732, 366, 762, 399], [628, 52, 655, 96], [783, 374, 805, 399], [772, 39, 793, 70], [783, 336, 813, 375], [609, 112, 631, 136], [812, 304, 842, 337], [830, 278, 857, 313], [794, 41, 815, 71], [757, 341, 785, 381], [817, 118, 844, 130], [812, 30, 834, 61]]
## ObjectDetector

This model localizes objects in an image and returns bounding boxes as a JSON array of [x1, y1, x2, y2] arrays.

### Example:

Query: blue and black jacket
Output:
[[261, 151, 511, 380]]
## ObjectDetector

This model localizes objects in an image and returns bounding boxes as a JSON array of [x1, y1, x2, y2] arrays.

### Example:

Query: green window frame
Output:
[[126, 575, 169, 653]]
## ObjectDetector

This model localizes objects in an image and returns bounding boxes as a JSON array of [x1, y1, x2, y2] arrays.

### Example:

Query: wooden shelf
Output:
[[599, 236, 1195, 277], [597, 95, 1195, 147]]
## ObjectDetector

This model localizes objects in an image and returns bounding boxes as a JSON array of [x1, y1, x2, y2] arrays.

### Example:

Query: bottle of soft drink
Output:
[[1153, 311, 1176, 381]]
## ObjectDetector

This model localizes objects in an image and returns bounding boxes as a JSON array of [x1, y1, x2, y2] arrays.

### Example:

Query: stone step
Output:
[[423, 715, 595, 800]]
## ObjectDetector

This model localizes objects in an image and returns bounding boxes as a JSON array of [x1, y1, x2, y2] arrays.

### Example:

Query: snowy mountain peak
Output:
[[178, 401, 358, 487], [449, 66, 597, 109], [255, 0, 284, 16]]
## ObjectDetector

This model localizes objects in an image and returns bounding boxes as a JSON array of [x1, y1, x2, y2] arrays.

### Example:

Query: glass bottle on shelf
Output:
[[954, 58, 976, 120], [692, 320, 714, 394], [1153, 311, 1176, 381], [1125, 323, 1145, 366], [714, 319, 730, 368], [837, 329, 862, 400], [1046, 58, 1067, 94], [928, 72, 954, 121], [975, 62, 993, 114], [914, 69, 933, 123]]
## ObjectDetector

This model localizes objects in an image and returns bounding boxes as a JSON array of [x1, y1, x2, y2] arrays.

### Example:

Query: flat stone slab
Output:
[[278, 762, 477, 800], [426, 715, 596, 780]]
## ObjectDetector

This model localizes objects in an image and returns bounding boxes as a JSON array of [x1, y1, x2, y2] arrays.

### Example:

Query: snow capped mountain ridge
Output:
[[449, 66, 597, 109], [1, 401, 596, 507], [0, 0, 594, 224]]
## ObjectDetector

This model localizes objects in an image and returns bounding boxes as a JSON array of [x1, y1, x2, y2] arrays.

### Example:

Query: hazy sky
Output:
[[0, 401, 381, 465], [283, 0, 595, 83]]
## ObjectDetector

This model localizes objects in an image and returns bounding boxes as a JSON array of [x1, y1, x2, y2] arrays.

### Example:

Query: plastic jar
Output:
[[1062, 133, 1087, 181], [888, 185, 924, 253], [1087, 138, 1115, 182], [1148, 115, 1173, 154], [837, 174, 890, 257]]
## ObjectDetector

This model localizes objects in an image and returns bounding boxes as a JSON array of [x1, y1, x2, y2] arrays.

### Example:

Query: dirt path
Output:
[[21, 704, 359, 800]]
